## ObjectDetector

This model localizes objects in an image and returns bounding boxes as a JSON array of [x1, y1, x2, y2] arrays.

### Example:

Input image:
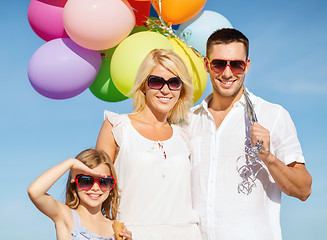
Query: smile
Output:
[[218, 79, 236, 87], [157, 96, 172, 103], [86, 193, 102, 200]]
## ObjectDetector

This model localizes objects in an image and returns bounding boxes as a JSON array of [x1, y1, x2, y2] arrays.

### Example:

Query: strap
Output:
[[72, 209, 82, 229]]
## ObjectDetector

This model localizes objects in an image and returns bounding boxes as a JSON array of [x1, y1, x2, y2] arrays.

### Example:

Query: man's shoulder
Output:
[[253, 94, 292, 125], [253, 94, 286, 112]]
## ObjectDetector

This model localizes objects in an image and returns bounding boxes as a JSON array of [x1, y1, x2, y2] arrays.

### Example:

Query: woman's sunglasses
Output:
[[75, 174, 116, 191], [147, 75, 183, 91], [209, 59, 247, 74]]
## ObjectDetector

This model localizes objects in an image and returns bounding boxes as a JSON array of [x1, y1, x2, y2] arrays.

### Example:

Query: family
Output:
[[28, 28, 312, 240]]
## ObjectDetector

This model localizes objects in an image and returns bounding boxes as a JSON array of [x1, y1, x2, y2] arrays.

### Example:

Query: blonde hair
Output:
[[65, 149, 119, 220], [131, 49, 193, 124]]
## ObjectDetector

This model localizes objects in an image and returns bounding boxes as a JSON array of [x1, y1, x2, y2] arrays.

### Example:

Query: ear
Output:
[[244, 58, 251, 74], [204, 57, 210, 73]]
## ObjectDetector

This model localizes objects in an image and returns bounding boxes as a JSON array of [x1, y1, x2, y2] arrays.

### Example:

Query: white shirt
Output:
[[104, 111, 202, 240], [187, 91, 305, 240]]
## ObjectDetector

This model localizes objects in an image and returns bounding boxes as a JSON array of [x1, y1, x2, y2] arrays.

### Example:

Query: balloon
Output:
[[177, 10, 233, 56], [111, 31, 173, 97], [151, 0, 206, 25], [28, 38, 102, 99], [63, 0, 135, 50], [89, 26, 149, 102], [27, 0, 69, 41], [168, 37, 207, 103], [127, 0, 151, 26], [89, 48, 128, 102]]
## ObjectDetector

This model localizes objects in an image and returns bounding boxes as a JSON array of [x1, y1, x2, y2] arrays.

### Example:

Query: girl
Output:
[[28, 148, 132, 240], [96, 49, 202, 239]]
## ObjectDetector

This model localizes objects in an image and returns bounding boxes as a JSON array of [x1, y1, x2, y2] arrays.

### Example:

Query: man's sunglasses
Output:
[[75, 174, 116, 191], [209, 59, 247, 74], [147, 75, 183, 91]]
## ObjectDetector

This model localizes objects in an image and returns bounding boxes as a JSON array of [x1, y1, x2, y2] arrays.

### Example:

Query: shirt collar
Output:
[[192, 88, 256, 114]]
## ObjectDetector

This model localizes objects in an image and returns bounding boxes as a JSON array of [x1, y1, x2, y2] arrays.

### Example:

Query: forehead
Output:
[[208, 42, 247, 60], [92, 163, 111, 175], [150, 64, 176, 78]]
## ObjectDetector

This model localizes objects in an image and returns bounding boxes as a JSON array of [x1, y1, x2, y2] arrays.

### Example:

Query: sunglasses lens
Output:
[[168, 77, 182, 90], [230, 60, 246, 74], [210, 60, 228, 73], [77, 175, 94, 190], [99, 176, 115, 190], [148, 76, 164, 90]]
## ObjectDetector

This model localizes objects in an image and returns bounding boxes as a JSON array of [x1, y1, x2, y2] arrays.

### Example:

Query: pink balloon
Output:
[[28, 0, 69, 41], [63, 0, 135, 50]]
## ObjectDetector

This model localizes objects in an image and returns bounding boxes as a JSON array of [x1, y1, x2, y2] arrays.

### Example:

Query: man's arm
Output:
[[250, 122, 312, 201]]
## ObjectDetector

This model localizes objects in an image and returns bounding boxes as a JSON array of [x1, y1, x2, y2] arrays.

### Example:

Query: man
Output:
[[188, 28, 312, 240]]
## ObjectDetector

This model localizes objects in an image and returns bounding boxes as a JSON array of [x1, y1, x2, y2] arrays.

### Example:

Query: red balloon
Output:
[[127, 0, 151, 26]]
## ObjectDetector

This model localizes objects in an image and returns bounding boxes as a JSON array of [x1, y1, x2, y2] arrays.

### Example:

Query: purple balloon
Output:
[[28, 38, 102, 99]]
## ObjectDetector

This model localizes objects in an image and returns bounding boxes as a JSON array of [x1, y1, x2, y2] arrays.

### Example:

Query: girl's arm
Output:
[[27, 158, 104, 222]]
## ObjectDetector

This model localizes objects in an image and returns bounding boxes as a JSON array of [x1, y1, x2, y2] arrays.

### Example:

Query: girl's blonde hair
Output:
[[131, 49, 193, 124], [65, 149, 119, 220]]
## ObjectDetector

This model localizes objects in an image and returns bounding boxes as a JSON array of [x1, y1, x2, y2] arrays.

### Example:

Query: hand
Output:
[[119, 227, 133, 240], [250, 122, 271, 156], [69, 158, 107, 183]]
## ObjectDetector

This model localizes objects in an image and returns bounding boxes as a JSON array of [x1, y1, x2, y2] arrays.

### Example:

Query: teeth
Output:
[[220, 80, 234, 86], [158, 97, 171, 102], [89, 194, 101, 197]]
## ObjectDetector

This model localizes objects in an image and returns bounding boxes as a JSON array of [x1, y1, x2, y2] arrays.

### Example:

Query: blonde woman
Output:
[[96, 49, 202, 239]]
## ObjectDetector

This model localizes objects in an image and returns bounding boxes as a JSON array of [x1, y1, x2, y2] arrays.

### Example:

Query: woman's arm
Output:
[[96, 119, 118, 163]]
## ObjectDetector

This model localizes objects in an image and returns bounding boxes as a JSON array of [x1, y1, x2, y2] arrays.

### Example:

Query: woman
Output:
[[96, 49, 201, 239]]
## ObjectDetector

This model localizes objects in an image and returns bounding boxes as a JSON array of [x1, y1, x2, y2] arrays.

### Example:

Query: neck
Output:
[[77, 203, 103, 218], [135, 107, 169, 126], [209, 86, 244, 112]]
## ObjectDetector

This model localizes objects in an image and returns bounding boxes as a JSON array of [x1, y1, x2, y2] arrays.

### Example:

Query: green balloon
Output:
[[89, 47, 128, 102], [89, 26, 150, 102]]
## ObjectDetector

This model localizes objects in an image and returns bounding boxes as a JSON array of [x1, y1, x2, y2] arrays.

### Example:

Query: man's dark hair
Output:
[[206, 28, 249, 58]]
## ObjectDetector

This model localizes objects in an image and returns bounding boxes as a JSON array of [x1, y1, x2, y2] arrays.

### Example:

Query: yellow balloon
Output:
[[111, 31, 174, 97], [168, 37, 207, 103]]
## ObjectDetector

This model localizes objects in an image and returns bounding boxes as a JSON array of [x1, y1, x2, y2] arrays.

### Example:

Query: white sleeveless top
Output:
[[104, 111, 201, 240]]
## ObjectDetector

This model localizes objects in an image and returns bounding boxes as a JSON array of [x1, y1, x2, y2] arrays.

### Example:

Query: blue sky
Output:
[[1, 0, 326, 239]]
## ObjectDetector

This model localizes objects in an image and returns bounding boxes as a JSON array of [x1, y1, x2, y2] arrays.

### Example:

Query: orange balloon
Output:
[[152, 0, 207, 25]]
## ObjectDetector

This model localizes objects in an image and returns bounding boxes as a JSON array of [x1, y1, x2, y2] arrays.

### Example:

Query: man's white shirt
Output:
[[187, 91, 305, 240]]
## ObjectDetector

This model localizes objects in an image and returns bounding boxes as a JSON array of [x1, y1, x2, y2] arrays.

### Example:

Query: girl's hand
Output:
[[119, 227, 133, 240], [69, 158, 107, 183]]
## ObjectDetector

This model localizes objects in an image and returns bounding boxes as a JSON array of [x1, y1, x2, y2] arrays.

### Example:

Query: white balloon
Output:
[[177, 10, 233, 56]]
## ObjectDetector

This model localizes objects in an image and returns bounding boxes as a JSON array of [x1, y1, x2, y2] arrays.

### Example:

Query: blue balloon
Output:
[[177, 10, 233, 56]]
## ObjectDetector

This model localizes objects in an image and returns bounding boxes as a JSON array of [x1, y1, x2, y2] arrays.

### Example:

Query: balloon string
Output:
[[132, 1, 204, 59]]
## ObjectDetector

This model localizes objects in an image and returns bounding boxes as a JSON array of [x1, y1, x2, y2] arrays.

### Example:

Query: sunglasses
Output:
[[147, 75, 183, 91], [75, 174, 116, 191], [209, 59, 247, 74]]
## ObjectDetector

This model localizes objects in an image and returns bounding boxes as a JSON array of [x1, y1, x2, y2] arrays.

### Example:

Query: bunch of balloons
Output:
[[27, 0, 232, 103]]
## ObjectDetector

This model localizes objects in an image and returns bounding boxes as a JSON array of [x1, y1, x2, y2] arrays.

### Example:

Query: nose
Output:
[[160, 83, 171, 94], [221, 64, 233, 79], [91, 181, 101, 191]]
